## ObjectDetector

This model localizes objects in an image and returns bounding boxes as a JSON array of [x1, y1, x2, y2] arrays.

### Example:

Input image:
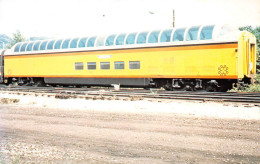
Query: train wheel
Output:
[[205, 85, 217, 92], [33, 79, 46, 87], [163, 84, 173, 91]]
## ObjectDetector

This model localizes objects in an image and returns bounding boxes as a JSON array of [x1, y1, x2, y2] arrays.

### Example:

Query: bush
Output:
[[229, 75, 260, 92]]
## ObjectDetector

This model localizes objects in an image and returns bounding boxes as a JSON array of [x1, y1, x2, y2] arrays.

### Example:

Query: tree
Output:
[[7, 30, 26, 49], [239, 26, 260, 73]]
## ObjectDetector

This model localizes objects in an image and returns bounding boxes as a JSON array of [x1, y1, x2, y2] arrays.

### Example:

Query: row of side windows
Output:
[[14, 26, 215, 53], [75, 61, 140, 70]]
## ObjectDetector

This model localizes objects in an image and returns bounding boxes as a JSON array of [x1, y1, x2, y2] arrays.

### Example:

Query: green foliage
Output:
[[7, 30, 26, 49], [239, 26, 260, 73], [230, 75, 260, 92], [246, 84, 260, 92]]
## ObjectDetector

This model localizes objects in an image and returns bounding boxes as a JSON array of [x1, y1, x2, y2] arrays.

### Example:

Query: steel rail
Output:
[[0, 85, 260, 104]]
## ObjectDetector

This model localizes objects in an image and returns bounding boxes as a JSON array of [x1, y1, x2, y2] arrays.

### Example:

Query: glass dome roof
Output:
[[11, 24, 238, 54]]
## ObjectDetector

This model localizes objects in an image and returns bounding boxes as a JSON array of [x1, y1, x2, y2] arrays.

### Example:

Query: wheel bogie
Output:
[[153, 78, 235, 92]]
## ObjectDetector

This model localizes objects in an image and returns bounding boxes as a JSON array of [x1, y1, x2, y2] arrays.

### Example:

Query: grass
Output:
[[229, 74, 260, 92]]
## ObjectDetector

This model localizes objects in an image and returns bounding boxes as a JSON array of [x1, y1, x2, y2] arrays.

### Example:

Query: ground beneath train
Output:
[[0, 104, 259, 163]]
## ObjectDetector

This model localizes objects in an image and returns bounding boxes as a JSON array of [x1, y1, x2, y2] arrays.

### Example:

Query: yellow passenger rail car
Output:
[[0, 24, 257, 91]]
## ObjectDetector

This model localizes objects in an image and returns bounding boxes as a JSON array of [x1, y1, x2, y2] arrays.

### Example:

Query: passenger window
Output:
[[200, 26, 214, 40], [54, 40, 62, 49], [87, 62, 96, 70], [14, 43, 22, 52], [126, 33, 137, 44], [137, 32, 148, 44], [70, 38, 79, 48], [148, 31, 160, 43], [75, 62, 84, 70], [160, 29, 172, 42], [78, 37, 88, 48], [114, 61, 124, 69], [115, 34, 126, 45], [26, 42, 34, 51], [33, 41, 41, 51], [129, 61, 140, 69], [47, 40, 55, 50], [172, 28, 185, 41], [100, 62, 110, 69], [105, 35, 116, 46], [20, 43, 28, 52], [96, 37, 106, 47], [186, 27, 199, 41], [62, 39, 71, 49], [40, 41, 48, 50], [87, 37, 96, 47]]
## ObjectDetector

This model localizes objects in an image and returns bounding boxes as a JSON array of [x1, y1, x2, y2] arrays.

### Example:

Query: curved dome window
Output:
[[106, 35, 116, 46], [95, 37, 106, 47], [172, 28, 185, 41], [87, 37, 96, 47], [200, 26, 214, 40], [33, 41, 41, 51], [160, 29, 172, 42], [115, 34, 126, 45], [136, 32, 148, 44], [26, 42, 34, 51], [148, 31, 160, 43], [20, 43, 28, 52], [54, 40, 62, 49], [186, 27, 199, 41], [47, 40, 55, 50], [14, 43, 22, 52], [62, 39, 71, 49], [70, 38, 79, 48], [126, 33, 137, 44], [40, 41, 48, 50], [78, 37, 88, 48]]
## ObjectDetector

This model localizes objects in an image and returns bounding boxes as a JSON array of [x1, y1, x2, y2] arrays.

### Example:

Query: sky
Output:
[[0, 0, 260, 38]]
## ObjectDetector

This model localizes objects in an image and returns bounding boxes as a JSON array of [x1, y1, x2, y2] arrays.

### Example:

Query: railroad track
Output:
[[0, 85, 260, 105]]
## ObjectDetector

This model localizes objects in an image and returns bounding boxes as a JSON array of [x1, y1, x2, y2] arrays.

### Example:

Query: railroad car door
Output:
[[238, 31, 257, 79], [0, 50, 4, 83], [248, 41, 256, 77]]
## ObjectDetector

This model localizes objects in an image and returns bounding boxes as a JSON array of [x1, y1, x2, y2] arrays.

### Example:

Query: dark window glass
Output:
[[70, 38, 79, 48], [160, 29, 172, 42], [200, 26, 214, 40], [33, 41, 41, 51], [186, 27, 199, 41], [87, 37, 96, 47], [126, 33, 137, 44], [14, 43, 22, 52], [26, 42, 34, 51], [114, 61, 124, 69], [172, 28, 185, 41], [20, 43, 28, 52], [137, 32, 148, 44], [78, 37, 88, 48], [62, 39, 71, 49], [87, 62, 96, 70], [100, 62, 110, 69], [148, 31, 160, 43], [105, 35, 116, 46], [115, 34, 126, 45], [75, 62, 83, 70], [129, 61, 140, 69], [40, 41, 48, 50], [47, 40, 55, 50], [54, 40, 62, 49]]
